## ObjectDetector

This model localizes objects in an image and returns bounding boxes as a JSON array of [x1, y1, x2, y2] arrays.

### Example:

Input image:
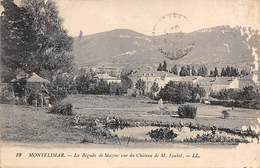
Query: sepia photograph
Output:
[[0, 0, 260, 167]]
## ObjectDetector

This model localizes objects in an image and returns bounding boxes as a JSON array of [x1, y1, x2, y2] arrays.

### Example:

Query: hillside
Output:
[[73, 26, 258, 69]]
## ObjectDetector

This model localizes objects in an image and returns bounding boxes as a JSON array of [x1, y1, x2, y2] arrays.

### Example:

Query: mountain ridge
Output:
[[73, 26, 258, 69]]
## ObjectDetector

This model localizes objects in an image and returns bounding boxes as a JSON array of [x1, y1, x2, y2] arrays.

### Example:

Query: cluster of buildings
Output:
[[127, 68, 260, 98], [126, 49, 260, 97], [93, 74, 121, 84], [86, 56, 260, 98]]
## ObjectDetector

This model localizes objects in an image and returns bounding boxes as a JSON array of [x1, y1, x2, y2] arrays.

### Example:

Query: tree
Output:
[[179, 66, 189, 76], [209, 70, 214, 77], [186, 65, 191, 76], [120, 69, 133, 89], [1, 0, 74, 81], [158, 82, 205, 104], [213, 67, 219, 77], [157, 63, 162, 71], [191, 66, 197, 76], [197, 65, 208, 77], [151, 82, 159, 93], [135, 79, 146, 95], [226, 66, 231, 76], [75, 75, 91, 94], [1, 0, 35, 81], [230, 67, 239, 76], [221, 67, 226, 77], [171, 65, 178, 75], [162, 60, 167, 71], [94, 79, 110, 94]]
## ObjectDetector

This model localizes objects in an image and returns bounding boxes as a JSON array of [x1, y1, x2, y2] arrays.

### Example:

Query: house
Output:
[[128, 71, 176, 94], [128, 70, 200, 94], [128, 69, 255, 97], [170, 76, 200, 85], [94, 73, 121, 84]]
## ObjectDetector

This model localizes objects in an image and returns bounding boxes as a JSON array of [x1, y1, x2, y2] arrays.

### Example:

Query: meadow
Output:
[[1, 94, 259, 145]]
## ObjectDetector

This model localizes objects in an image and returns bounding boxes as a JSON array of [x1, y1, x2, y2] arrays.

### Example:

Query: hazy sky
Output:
[[54, 0, 260, 37], [1, 0, 260, 36]]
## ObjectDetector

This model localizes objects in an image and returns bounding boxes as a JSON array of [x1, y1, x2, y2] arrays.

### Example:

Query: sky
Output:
[[55, 0, 260, 37], [1, 0, 260, 36]]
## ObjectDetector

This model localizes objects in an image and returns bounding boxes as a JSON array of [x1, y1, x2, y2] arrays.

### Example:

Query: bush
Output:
[[177, 104, 197, 119], [148, 128, 177, 141], [49, 103, 73, 115], [0, 84, 15, 104]]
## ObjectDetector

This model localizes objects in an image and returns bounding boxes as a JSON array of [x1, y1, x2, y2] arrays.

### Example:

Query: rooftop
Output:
[[26, 73, 50, 83], [94, 73, 120, 80]]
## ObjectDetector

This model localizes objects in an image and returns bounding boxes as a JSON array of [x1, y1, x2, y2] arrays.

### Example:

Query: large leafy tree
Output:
[[1, 0, 74, 82], [1, 0, 35, 81], [158, 82, 205, 104]]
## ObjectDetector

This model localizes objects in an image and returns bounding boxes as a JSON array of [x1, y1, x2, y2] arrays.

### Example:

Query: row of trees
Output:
[[210, 66, 248, 77], [1, 0, 73, 82], [210, 86, 257, 101], [157, 61, 249, 77], [219, 66, 243, 77], [179, 65, 208, 77], [157, 61, 209, 76]]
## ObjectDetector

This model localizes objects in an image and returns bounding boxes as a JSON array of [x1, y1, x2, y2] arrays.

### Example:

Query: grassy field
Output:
[[0, 104, 86, 143], [64, 95, 259, 129], [0, 94, 259, 144]]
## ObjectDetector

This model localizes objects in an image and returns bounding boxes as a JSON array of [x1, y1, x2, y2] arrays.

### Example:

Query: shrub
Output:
[[148, 128, 177, 141], [49, 103, 73, 115], [0, 84, 15, 104], [177, 104, 197, 119]]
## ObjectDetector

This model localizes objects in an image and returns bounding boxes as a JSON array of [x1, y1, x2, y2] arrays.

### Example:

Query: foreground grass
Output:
[[0, 104, 114, 144]]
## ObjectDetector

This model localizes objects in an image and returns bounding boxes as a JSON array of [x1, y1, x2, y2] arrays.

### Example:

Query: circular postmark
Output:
[[152, 13, 195, 60]]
